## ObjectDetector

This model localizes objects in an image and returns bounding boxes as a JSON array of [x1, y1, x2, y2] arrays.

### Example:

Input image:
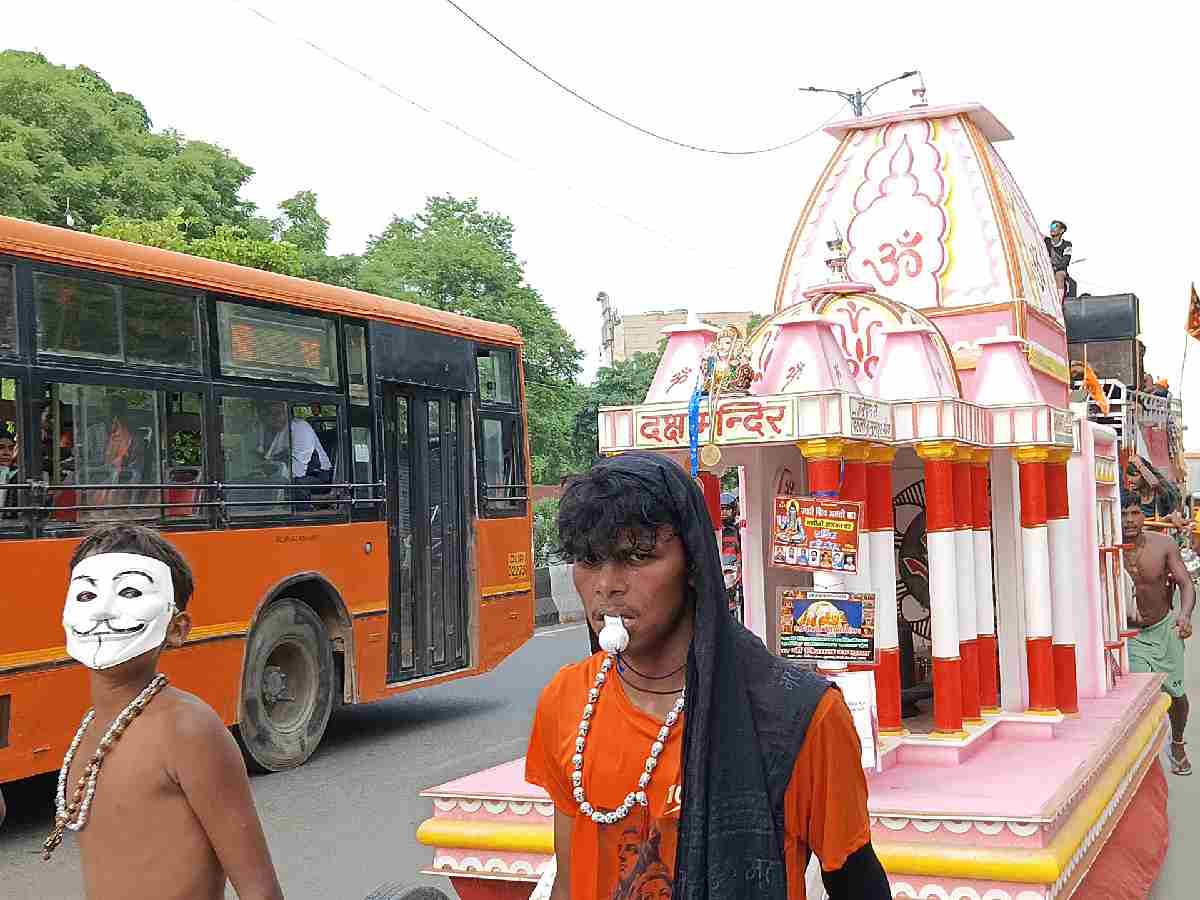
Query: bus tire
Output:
[[236, 597, 334, 773], [364, 885, 451, 900]]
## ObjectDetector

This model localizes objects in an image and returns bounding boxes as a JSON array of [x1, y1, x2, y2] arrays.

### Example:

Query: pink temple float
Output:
[[413, 100, 1177, 899]]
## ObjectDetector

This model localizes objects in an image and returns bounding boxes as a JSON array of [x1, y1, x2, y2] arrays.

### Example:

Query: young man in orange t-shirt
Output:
[[526, 452, 889, 899]]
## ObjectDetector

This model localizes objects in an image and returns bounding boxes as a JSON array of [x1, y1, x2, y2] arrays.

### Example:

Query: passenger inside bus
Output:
[[0, 431, 18, 517], [255, 400, 334, 511]]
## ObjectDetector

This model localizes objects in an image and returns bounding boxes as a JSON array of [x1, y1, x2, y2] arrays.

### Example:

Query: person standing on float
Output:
[[526, 452, 888, 899]]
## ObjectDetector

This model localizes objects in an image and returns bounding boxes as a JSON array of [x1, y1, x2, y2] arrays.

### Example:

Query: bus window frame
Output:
[[473, 345, 528, 519], [343, 319, 379, 523], [27, 259, 208, 377], [213, 386, 353, 529], [0, 365, 32, 537], [29, 368, 217, 537], [0, 257, 21, 361]]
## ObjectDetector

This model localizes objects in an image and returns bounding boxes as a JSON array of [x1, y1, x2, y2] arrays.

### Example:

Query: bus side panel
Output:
[[351, 613, 391, 704], [0, 522, 388, 784], [478, 592, 535, 672], [0, 638, 246, 782], [474, 516, 533, 599]]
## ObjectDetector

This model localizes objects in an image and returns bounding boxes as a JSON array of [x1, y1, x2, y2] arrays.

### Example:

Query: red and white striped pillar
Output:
[[799, 438, 844, 500], [953, 447, 982, 724], [840, 442, 871, 593], [866, 444, 903, 734], [1046, 447, 1079, 714], [1015, 446, 1058, 714], [916, 441, 964, 737], [971, 450, 1000, 714]]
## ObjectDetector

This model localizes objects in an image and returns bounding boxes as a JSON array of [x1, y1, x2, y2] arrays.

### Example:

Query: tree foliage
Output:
[[572, 350, 663, 466], [0, 51, 255, 235], [360, 196, 584, 481]]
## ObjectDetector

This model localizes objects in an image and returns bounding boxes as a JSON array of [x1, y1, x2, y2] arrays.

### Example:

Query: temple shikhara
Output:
[[416, 100, 1177, 899]]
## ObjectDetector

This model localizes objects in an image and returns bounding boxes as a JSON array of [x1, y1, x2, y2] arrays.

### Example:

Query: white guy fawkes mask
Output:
[[63, 552, 177, 670]]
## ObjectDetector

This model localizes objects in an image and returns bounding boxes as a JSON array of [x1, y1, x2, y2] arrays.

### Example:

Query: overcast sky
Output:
[[8, 1, 1200, 444]]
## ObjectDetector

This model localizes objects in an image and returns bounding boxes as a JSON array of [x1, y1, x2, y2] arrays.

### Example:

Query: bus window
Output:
[[41, 384, 202, 523], [0, 379, 21, 520], [477, 348, 515, 406], [349, 402, 376, 516], [34, 272, 201, 370], [0, 265, 17, 356], [347, 324, 369, 401], [217, 301, 339, 387], [220, 396, 340, 518], [478, 414, 526, 516]]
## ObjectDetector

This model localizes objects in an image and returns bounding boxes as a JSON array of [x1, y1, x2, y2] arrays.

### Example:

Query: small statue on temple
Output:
[[700, 325, 755, 396]]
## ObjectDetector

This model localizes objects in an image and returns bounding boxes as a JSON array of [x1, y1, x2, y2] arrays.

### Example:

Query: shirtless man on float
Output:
[[1122, 492, 1195, 776], [44, 523, 284, 899]]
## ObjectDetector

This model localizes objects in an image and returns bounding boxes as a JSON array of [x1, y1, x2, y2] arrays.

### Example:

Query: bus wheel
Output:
[[236, 598, 334, 772], [364, 885, 451, 900]]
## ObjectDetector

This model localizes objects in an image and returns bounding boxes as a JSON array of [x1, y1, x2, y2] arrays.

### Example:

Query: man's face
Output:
[[617, 829, 640, 878], [63, 552, 177, 670], [1049, 222, 1064, 240], [574, 528, 689, 656], [1122, 504, 1144, 540], [261, 404, 287, 431], [0, 438, 14, 468]]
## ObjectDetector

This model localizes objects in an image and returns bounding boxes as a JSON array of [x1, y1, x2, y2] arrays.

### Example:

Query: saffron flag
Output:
[[1187, 283, 1200, 340], [1083, 363, 1109, 414]]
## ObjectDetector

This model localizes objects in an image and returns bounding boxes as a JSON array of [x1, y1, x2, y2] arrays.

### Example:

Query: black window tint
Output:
[[0, 265, 17, 356], [36, 273, 120, 360], [477, 348, 516, 406], [124, 285, 202, 369], [347, 324, 368, 400], [217, 301, 339, 386], [478, 413, 526, 516]]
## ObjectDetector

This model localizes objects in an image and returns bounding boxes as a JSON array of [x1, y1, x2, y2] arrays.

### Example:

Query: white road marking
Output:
[[534, 622, 586, 637]]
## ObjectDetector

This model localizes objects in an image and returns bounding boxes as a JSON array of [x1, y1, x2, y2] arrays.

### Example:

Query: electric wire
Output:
[[440, 0, 841, 156]]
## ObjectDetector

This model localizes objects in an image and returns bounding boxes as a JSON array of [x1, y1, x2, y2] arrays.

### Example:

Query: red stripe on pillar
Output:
[[876, 647, 904, 734], [978, 633, 1000, 711], [865, 463, 894, 531], [1046, 461, 1069, 521], [924, 459, 956, 532], [807, 458, 840, 496], [952, 461, 973, 530], [932, 656, 964, 735], [960, 639, 982, 722], [1026, 636, 1057, 712], [698, 472, 722, 530], [971, 461, 991, 529], [842, 459, 867, 505], [1018, 461, 1047, 528], [1053, 644, 1079, 714]]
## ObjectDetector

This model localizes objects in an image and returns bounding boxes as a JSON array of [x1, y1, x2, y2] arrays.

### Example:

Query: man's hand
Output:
[[1175, 615, 1193, 640], [1133, 456, 1159, 488]]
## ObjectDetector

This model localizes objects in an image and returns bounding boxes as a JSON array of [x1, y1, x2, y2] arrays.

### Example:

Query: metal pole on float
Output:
[[1014, 446, 1059, 714], [953, 447, 982, 724], [916, 441, 965, 738], [866, 444, 903, 734], [971, 449, 1001, 714], [1046, 447, 1080, 714]]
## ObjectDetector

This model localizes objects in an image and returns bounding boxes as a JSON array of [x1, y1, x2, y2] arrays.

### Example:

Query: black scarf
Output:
[[585, 452, 830, 899]]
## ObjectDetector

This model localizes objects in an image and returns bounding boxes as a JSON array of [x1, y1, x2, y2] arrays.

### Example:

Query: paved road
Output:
[[1149, 634, 1197, 900], [3, 621, 1193, 899], [0, 623, 589, 900]]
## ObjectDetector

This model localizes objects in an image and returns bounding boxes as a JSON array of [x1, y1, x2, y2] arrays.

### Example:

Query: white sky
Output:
[[8, 1, 1200, 444]]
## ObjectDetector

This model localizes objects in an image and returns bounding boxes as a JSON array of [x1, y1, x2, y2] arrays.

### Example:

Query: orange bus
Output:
[[0, 216, 534, 780]]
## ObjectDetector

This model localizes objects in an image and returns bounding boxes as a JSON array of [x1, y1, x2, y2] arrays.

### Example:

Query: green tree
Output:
[[272, 190, 360, 287], [360, 196, 583, 481], [572, 350, 663, 465], [0, 50, 255, 235]]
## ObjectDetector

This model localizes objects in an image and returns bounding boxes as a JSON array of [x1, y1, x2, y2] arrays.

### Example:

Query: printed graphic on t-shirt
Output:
[[611, 822, 673, 900]]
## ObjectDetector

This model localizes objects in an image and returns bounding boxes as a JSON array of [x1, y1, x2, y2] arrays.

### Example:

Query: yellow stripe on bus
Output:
[[0, 620, 250, 671]]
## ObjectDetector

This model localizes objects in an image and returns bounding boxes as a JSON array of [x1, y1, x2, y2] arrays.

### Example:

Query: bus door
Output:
[[385, 385, 468, 682]]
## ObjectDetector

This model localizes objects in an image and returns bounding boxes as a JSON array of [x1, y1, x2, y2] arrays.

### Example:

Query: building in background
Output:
[[611, 309, 759, 362]]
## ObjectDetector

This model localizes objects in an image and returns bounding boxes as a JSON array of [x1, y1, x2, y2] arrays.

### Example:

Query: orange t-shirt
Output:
[[526, 653, 872, 899]]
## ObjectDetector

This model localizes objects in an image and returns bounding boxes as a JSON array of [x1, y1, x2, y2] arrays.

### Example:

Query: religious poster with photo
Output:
[[777, 588, 877, 665], [770, 495, 863, 574]]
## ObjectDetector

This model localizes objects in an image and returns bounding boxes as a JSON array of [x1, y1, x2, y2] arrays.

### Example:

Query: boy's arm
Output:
[[172, 705, 284, 900]]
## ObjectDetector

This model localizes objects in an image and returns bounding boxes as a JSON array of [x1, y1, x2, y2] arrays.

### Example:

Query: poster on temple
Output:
[[777, 588, 877, 665], [770, 495, 863, 574], [829, 670, 881, 772]]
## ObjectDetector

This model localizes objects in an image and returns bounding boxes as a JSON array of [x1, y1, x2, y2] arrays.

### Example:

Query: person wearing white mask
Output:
[[45, 524, 283, 900]]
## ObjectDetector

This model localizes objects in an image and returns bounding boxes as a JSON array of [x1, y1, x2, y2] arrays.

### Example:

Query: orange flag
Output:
[[1187, 283, 1200, 340], [1083, 363, 1109, 414]]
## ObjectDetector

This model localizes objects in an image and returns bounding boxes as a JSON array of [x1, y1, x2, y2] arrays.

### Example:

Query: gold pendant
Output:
[[700, 443, 722, 467]]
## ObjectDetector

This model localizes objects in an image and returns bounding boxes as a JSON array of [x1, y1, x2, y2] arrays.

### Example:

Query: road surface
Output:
[[1, 622, 1193, 898]]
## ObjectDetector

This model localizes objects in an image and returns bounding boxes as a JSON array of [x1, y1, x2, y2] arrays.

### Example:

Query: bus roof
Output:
[[0, 215, 522, 348]]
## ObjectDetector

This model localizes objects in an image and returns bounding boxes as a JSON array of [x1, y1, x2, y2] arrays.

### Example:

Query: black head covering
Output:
[[580, 451, 830, 898]]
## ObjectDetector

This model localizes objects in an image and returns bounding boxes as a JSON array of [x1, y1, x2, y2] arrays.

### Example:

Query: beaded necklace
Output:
[[572, 654, 685, 826], [43, 673, 170, 860]]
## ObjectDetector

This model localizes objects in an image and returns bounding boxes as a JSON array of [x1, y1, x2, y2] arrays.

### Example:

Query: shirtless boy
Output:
[[1122, 492, 1195, 776], [44, 523, 284, 899]]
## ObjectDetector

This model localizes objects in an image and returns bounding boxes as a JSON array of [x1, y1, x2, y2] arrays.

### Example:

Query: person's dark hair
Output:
[[557, 466, 689, 570], [1121, 489, 1142, 511], [69, 524, 195, 610], [1050, 219, 1066, 231]]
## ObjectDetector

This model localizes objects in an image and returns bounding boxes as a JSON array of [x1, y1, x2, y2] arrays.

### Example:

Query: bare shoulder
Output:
[[1147, 531, 1179, 554], [156, 687, 234, 749]]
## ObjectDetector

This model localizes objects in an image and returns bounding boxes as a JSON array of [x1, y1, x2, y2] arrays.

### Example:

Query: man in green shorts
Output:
[[1122, 491, 1195, 775]]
